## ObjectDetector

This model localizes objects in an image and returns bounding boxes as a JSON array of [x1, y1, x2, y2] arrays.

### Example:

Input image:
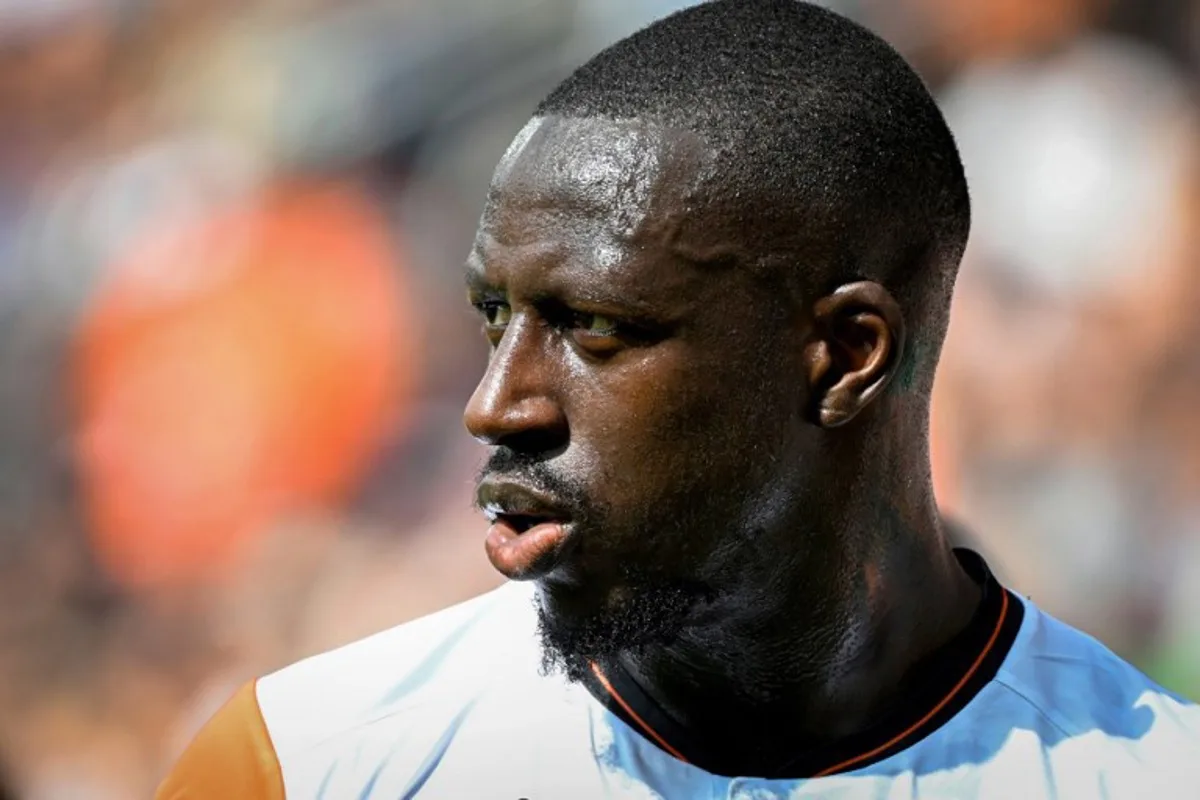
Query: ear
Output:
[[802, 281, 905, 428]]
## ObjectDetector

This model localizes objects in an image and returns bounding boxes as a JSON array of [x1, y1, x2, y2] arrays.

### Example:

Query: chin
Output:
[[533, 572, 707, 682]]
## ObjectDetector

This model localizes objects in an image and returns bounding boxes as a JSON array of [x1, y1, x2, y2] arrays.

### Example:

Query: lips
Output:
[[477, 482, 573, 580]]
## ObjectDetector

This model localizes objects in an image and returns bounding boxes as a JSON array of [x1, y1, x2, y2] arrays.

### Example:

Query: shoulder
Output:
[[992, 597, 1200, 760], [156, 581, 541, 798], [256, 580, 540, 756], [155, 680, 285, 799]]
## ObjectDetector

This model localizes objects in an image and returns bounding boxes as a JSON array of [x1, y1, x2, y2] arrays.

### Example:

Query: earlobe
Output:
[[804, 282, 905, 429], [818, 403, 855, 428]]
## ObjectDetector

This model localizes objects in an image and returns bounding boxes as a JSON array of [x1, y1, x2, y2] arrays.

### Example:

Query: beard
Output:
[[477, 447, 711, 685], [534, 577, 700, 684]]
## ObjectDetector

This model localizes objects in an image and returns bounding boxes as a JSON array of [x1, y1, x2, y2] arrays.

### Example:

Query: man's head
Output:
[[465, 0, 970, 681]]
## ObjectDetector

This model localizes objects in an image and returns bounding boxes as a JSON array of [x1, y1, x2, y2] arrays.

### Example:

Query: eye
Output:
[[567, 311, 632, 356], [476, 301, 512, 329], [575, 313, 619, 337]]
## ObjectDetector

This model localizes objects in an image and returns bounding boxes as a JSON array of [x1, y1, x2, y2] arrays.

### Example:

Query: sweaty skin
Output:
[[466, 115, 979, 776]]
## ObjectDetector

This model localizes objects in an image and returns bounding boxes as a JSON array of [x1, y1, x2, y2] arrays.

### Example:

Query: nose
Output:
[[463, 319, 568, 453]]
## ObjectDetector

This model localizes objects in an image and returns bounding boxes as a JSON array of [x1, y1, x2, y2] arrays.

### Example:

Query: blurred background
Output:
[[0, 0, 1196, 795]]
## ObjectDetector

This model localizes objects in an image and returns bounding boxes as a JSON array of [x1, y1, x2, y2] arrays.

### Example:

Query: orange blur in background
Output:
[[72, 184, 414, 590]]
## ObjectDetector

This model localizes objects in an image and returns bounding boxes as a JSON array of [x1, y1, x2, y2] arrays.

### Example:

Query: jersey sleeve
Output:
[[155, 680, 286, 800]]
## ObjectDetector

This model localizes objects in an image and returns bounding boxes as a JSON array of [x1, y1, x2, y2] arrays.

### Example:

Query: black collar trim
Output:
[[583, 548, 1024, 779]]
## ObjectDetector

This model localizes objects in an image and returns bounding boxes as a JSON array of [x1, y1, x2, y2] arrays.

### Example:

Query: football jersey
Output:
[[156, 551, 1200, 798]]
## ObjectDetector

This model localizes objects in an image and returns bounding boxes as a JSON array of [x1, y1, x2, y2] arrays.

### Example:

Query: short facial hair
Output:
[[477, 448, 704, 684]]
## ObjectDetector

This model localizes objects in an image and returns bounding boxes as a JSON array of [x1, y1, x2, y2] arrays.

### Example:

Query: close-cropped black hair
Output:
[[536, 0, 970, 394]]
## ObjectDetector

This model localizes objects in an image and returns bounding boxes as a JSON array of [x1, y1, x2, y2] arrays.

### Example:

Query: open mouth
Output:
[[476, 482, 575, 578], [478, 487, 574, 579], [495, 512, 564, 534]]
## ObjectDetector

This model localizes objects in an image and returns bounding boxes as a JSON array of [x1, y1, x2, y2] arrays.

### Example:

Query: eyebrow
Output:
[[463, 261, 488, 291], [465, 232, 703, 320], [534, 280, 674, 319], [464, 235, 561, 288], [671, 240, 743, 272], [464, 249, 501, 296], [464, 260, 682, 321]]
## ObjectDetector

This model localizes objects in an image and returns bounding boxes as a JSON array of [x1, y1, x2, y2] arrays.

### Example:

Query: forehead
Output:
[[475, 116, 732, 286], [486, 115, 711, 236]]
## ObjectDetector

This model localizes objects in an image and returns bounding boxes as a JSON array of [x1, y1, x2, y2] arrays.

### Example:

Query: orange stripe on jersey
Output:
[[155, 680, 285, 800], [812, 588, 1011, 777], [590, 662, 691, 764]]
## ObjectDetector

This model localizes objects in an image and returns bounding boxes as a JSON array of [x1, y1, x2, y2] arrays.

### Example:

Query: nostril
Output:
[[495, 428, 569, 459]]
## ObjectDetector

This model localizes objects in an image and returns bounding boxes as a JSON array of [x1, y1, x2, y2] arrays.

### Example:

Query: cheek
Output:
[[578, 355, 793, 514]]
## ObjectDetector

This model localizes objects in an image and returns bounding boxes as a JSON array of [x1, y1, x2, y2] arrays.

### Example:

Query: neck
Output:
[[611, 489, 981, 775]]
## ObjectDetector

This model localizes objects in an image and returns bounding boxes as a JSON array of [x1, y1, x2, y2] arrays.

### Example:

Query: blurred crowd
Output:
[[0, 0, 1195, 796]]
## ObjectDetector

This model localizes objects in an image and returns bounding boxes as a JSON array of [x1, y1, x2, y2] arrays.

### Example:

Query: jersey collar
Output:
[[583, 548, 1024, 779]]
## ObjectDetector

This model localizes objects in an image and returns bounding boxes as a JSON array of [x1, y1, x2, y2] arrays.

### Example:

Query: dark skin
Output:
[[465, 115, 980, 776]]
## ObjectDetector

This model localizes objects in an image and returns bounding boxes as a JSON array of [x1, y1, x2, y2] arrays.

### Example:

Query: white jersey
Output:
[[157, 552, 1200, 798]]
